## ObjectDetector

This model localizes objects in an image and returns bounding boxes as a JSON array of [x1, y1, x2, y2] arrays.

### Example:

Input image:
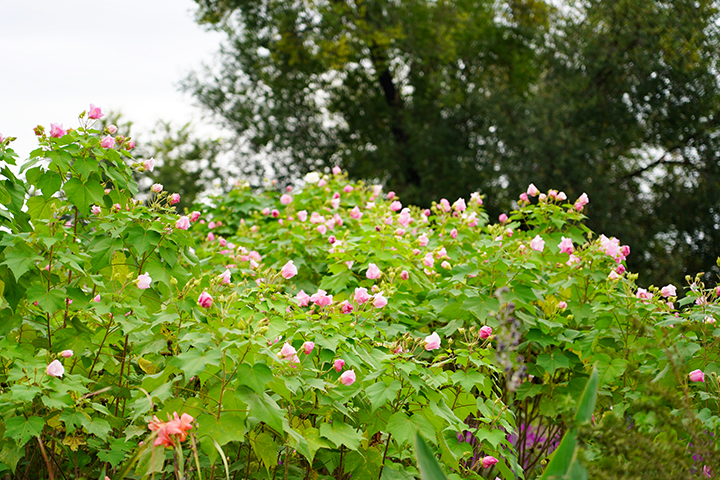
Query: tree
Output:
[[186, 0, 720, 287]]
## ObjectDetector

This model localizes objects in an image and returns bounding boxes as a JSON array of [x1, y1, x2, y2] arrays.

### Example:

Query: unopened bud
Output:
[[170, 277, 178, 285]]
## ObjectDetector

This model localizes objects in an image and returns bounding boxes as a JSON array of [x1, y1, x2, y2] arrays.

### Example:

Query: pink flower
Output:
[[355, 287, 371, 304], [127, 140, 135, 150], [271, 209, 280, 218], [479, 326, 492, 339], [347, 206, 362, 220], [340, 370, 356, 385], [398, 210, 412, 228], [281, 260, 298, 279], [310, 289, 333, 307], [330, 198, 340, 209], [219, 269, 231, 284], [441, 261, 451, 269], [143, 158, 155, 172], [332, 166, 342, 174], [413, 248, 421, 255], [60, 350, 73, 358], [373, 292, 388, 308], [88, 104, 103, 119], [423, 253, 435, 268], [343, 185, 354, 193], [170, 193, 180, 205], [318, 179, 327, 187], [453, 198, 467, 212], [151, 183, 163, 193], [340, 300, 354, 314], [107, 124, 118, 134], [91, 205, 101, 215], [366, 263, 382, 279], [46, 359, 64, 377], [190, 211, 201, 222], [219, 237, 227, 247], [470, 192, 483, 205], [207, 232, 216, 242], [450, 228, 458, 239], [424, 332, 441, 350], [280, 194, 292, 205], [608, 270, 619, 280], [93, 294, 101, 302], [334, 359, 345, 372], [388, 191, 396, 200], [519, 192, 529, 203], [400, 270, 409, 280], [279, 343, 297, 359], [317, 224, 327, 234], [50, 123, 66, 138], [527, 184, 540, 197], [390, 201, 402, 212], [481, 456, 498, 469], [576, 192, 589, 206], [689, 369, 705, 382], [636, 288, 652, 302], [558, 301, 568, 309], [439, 198, 451, 212], [328, 235, 336, 244], [530, 235, 545, 252], [302, 341, 315, 354], [176, 216, 191, 230], [418, 234, 429, 246], [249, 251, 262, 262], [296, 290, 311, 307], [198, 292, 213, 308], [137, 272, 152, 289], [660, 285, 676, 297], [559, 237, 574, 255]]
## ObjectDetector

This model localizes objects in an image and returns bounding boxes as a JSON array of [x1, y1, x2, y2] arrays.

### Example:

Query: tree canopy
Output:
[[186, 0, 720, 287]]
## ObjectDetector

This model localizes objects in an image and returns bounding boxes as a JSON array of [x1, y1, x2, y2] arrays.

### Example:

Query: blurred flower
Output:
[[340, 370, 356, 385], [689, 369, 705, 382], [281, 260, 298, 279], [46, 359, 64, 377], [424, 332, 441, 350], [334, 359, 345, 372], [198, 292, 213, 308], [137, 272, 152, 289], [366, 263, 382, 279]]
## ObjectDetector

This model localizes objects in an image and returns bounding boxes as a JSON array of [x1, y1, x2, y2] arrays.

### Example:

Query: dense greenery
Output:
[[186, 0, 720, 290], [0, 110, 717, 478]]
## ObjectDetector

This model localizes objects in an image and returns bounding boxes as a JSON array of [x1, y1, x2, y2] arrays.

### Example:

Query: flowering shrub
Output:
[[0, 108, 717, 479]]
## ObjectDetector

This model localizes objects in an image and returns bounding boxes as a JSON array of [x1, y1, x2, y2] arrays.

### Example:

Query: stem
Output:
[[36, 436, 55, 480], [88, 320, 114, 380], [378, 433, 392, 480], [115, 334, 130, 416]]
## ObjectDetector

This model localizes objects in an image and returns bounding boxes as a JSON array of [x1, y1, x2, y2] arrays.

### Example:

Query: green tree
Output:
[[187, 0, 720, 287]]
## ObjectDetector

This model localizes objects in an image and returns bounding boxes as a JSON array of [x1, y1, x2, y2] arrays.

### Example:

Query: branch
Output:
[[620, 149, 694, 182]]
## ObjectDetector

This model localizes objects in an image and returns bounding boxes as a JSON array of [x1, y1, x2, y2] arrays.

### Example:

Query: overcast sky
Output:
[[1, 0, 225, 159]]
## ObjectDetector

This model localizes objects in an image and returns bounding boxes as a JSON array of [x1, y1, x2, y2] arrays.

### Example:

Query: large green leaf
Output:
[[236, 388, 285, 434], [197, 413, 247, 446], [63, 177, 104, 214], [2, 250, 42, 280], [319, 420, 363, 451], [236, 363, 273, 394], [537, 352, 570, 375], [251, 431, 279, 473], [365, 380, 402, 412], [4, 416, 45, 446], [415, 433, 449, 480]]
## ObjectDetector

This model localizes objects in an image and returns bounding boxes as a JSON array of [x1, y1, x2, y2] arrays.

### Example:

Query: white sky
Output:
[[0, 0, 225, 159]]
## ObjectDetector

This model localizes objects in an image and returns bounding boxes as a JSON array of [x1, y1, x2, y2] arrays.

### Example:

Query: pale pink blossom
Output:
[[170, 193, 180, 205], [558, 301, 568, 309], [332, 166, 342, 174], [343, 185, 354, 193], [390, 201, 402, 212], [366, 263, 382, 279], [280, 194, 292, 205], [559, 237, 574, 255], [50, 123, 66, 138], [423, 253, 435, 268], [219, 269, 231, 284], [91, 205, 101, 215], [60, 350, 73, 358], [302, 341, 315, 354], [93, 294, 101, 302], [418, 234, 429, 246], [519, 192, 529, 203], [608, 270, 619, 280], [424, 332, 441, 350], [279, 343, 297, 359], [636, 288, 652, 302], [137, 272, 152, 289], [330, 198, 340, 209], [88, 104, 103, 119], [398, 210, 412, 228], [373, 292, 388, 308], [576, 192, 589, 206], [355, 287, 371, 304], [453, 198, 467, 212], [340, 370, 356, 385], [107, 124, 118, 134], [450, 228, 458, 239], [151, 183, 163, 193], [317, 225, 327, 234], [479, 326, 492, 339], [334, 359, 345, 372], [310, 289, 333, 307], [46, 360, 65, 377], [198, 292, 213, 308], [436, 247, 448, 259], [499, 214, 508, 223], [176, 216, 191, 230], [470, 192, 483, 205], [207, 232, 216, 242], [143, 158, 155, 172], [127, 140, 135, 150], [530, 235, 545, 252], [388, 191, 396, 200], [400, 270, 409, 280], [439, 198, 451, 212], [441, 261, 451, 269], [281, 260, 298, 279], [318, 178, 327, 187], [190, 211, 201, 222], [100, 135, 115, 148], [481, 456, 498, 469], [689, 369, 705, 382], [660, 285, 677, 297], [296, 290, 311, 307]]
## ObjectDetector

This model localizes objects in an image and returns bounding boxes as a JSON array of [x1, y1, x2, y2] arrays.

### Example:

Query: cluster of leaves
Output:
[[0, 113, 718, 479]]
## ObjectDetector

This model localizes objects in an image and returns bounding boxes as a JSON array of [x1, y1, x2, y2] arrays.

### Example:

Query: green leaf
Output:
[[596, 358, 627, 386], [0, 443, 23, 473], [125, 226, 163, 256], [170, 348, 221, 379], [386, 412, 436, 447], [236, 388, 285, 434], [4, 416, 45, 446], [198, 413, 247, 446], [236, 363, 273, 394], [319, 420, 363, 451], [81, 416, 112, 438], [2, 250, 42, 280], [365, 380, 402, 412], [63, 177, 104, 214], [26, 195, 60, 220], [537, 352, 570, 375], [37, 170, 62, 199], [252, 432, 279, 473], [415, 433, 449, 480], [299, 427, 332, 461], [351, 445, 384, 480], [450, 370, 487, 393]]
